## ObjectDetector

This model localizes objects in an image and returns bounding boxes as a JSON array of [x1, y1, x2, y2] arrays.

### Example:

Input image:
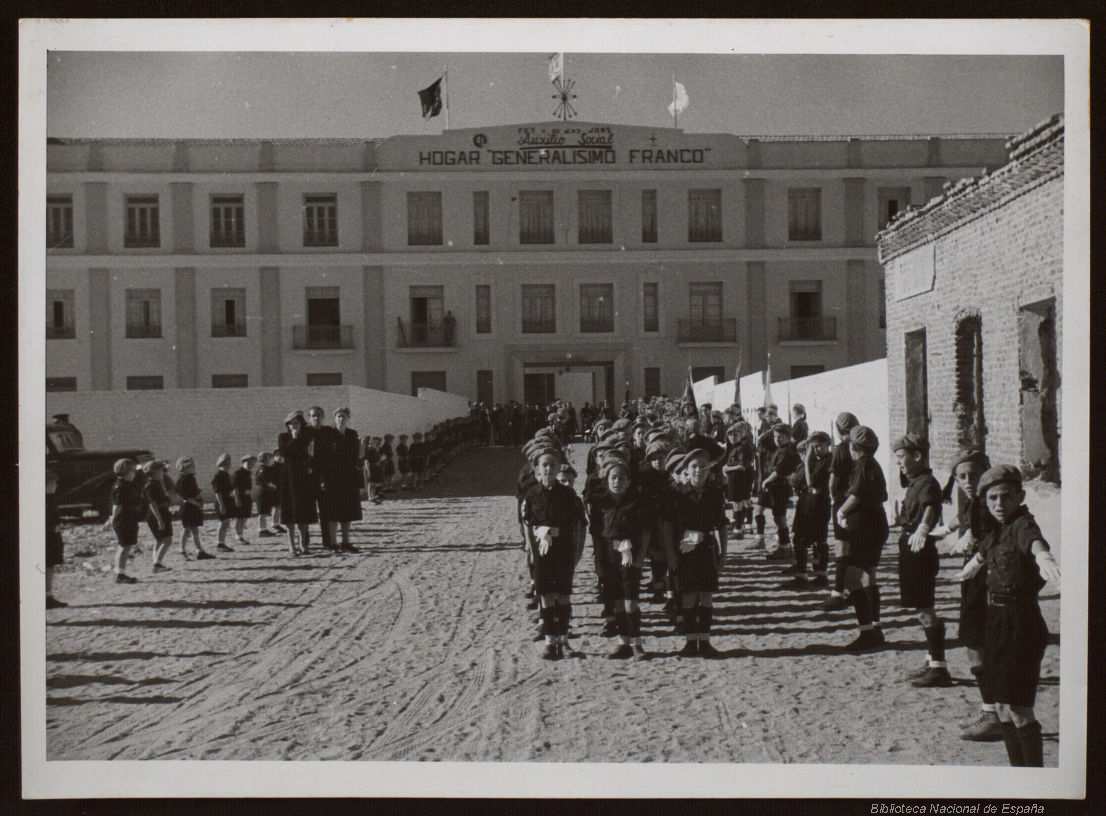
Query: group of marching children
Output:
[[515, 397, 1061, 764]]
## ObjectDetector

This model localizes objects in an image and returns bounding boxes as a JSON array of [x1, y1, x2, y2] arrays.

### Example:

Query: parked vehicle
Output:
[[47, 414, 154, 520]]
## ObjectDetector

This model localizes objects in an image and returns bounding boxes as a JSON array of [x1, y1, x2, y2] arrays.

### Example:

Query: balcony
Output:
[[46, 325, 76, 340], [521, 319, 557, 334], [778, 316, 838, 343], [211, 323, 247, 338], [676, 319, 738, 344], [293, 324, 353, 350], [397, 318, 457, 349], [579, 317, 614, 334]]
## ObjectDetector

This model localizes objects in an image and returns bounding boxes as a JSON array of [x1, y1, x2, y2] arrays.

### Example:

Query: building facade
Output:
[[46, 122, 1009, 405], [877, 115, 1063, 498]]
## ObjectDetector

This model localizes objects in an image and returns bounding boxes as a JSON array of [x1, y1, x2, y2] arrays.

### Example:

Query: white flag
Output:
[[667, 80, 689, 117], [548, 52, 564, 84]]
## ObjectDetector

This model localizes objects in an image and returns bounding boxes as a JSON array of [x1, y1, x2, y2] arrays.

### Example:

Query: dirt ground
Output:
[[44, 444, 1061, 764]]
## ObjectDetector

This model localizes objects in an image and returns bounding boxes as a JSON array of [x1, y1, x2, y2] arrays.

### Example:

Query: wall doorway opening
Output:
[[1019, 298, 1060, 483], [904, 328, 929, 438], [954, 314, 985, 450]]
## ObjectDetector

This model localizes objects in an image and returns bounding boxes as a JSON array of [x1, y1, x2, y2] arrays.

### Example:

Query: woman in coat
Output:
[[278, 410, 318, 556], [326, 407, 362, 552]]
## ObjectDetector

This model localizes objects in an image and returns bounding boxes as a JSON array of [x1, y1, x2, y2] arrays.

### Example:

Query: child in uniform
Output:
[[722, 422, 756, 539], [269, 450, 287, 533], [380, 435, 396, 494], [893, 433, 952, 687], [362, 435, 384, 504], [105, 458, 143, 584], [782, 431, 832, 588], [142, 460, 175, 572], [522, 446, 579, 660], [409, 432, 427, 490], [824, 411, 860, 611], [760, 423, 801, 561], [639, 437, 674, 603], [671, 448, 728, 658], [45, 465, 67, 608], [933, 448, 1000, 740], [211, 453, 236, 553], [957, 465, 1060, 766], [254, 452, 277, 538], [175, 457, 213, 560], [834, 425, 889, 652], [790, 404, 809, 445], [278, 410, 317, 556], [396, 434, 411, 490], [588, 455, 651, 660], [557, 462, 588, 641], [233, 455, 256, 546]]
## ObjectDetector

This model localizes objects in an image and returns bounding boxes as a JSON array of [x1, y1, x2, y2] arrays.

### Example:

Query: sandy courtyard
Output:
[[43, 445, 1061, 764]]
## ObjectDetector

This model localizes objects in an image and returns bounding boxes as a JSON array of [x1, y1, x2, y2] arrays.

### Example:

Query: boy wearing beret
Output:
[[105, 458, 144, 584], [782, 431, 832, 588], [824, 411, 860, 611], [211, 453, 236, 553], [834, 426, 889, 652], [893, 433, 951, 687], [957, 465, 1060, 766], [759, 423, 801, 561]]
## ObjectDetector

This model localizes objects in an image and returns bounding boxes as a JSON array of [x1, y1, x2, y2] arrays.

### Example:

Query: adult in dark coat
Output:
[[305, 405, 338, 550], [278, 410, 318, 556], [327, 407, 362, 553]]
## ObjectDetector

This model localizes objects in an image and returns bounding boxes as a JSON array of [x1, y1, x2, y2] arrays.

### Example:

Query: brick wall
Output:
[[882, 172, 1063, 506]]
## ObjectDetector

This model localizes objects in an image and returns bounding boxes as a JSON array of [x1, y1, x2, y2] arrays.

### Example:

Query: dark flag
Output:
[[418, 77, 443, 119], [681, 367, 697, 416]]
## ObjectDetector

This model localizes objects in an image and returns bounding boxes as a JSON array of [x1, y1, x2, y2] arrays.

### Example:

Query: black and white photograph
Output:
[[18, 18, 1090, 800]]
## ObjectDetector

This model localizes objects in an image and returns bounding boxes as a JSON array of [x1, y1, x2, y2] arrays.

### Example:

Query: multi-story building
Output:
[[46, 122, 1009, 406]]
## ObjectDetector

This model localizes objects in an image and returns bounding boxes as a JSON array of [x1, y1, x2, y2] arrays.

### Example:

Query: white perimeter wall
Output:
[[47, 385, 472, 498]]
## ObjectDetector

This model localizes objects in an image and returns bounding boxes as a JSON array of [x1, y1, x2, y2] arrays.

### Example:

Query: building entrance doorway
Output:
[[523, 372, 556, 406], [520, 361, 614, 408]]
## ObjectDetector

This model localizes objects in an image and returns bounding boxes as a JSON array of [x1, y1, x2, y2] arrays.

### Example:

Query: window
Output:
[[689, 282, 723, 328], [878, 187, 912, 230], [782, 280, 832, 340], [303, 194, 338, 247], [296, 286, 348, 349], [211, 288, 247, 337], [125, 289, 162, 338], [407, 285, 445, 346], [46, 289, 75, 339], [212, 374, 249, 388], [642, 283, 659, 333], [475, 285, 492, 334], [519, 190, 554, 244], [210, 194, 246, 248], [47, 195, 74, 248], [521, 284, 556, 333], [954, 315, 985, 450], [476, 370, 494, 405], [641, 189, 657, 243], [790, 365, 825, 380], [126, 375, 164, 390], [306, 372, 343, 386], [411, 371, 447, 396], [688, 189, 722, 242], [788, 188, 822, 241], [124, 195, 160, 248], [579, 284, 614, 333], [473, 191, 490, 245], [407, 191, 443, 246], [1018, 299, 1059, 483], [691, 366, 725, 384], [643, 367, 661, 399], [46, 377, 77, 392], [578, 190, 612, 244]]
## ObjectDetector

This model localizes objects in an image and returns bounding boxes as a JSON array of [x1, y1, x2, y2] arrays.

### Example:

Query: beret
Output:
[[665, 448, 688, 474], [333, 406, 350, 418], [257, 451, 270, 460], [793, 403, 806, 415], [558, 463, 577, 477], [809, 431, 832, 445], [611, 418, 632, 431], [892, 433, 929, 455], [835, 412, 859, 433], [241, 454, 257, 463], [284, 410, 305, 426], [848, 425, 879, 453], [978, 465, 1022, 497], [175, 456, 194, 470], [951, 448, 991, 473], [676, 448, 711, 473], [113, 458, 135, 475], [216, 452, 232, 467], [142, 459, 163, 473], [529, 446, 562, 465], [645, 439, 670, 459], [685, 434, 725, 461], [599, 458, 631, 480], [773, 423, 792, 436], [308, 405, 324, 416]]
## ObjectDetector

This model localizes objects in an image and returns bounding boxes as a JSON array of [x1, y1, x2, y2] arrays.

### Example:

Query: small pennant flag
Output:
[[733, 353, 743, 415], [418, 77, 443, 119], [763, 353, 775, 410], [682, 367, 698, 414], [667, 80, 689, 118], [548, 52, 564, 84]]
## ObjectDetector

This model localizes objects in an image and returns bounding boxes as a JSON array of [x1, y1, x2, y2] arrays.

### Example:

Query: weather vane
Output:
[[552, 77, 578, 122]]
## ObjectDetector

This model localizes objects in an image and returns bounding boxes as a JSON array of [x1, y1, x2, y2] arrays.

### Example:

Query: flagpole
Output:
[[443, 67, 450, 130]]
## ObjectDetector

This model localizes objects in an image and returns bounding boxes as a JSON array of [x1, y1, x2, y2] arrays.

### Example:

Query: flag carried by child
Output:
[[682, 366, 697, 415], [418, 76, 444, 119]]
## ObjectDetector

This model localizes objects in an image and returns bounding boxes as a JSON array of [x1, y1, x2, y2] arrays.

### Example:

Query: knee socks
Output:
[[850, 589, 873, 628], [558, 603, 572, 637], [1000, 722, 1025, 766], [923, 622, 946, 665], [1017, 720, 1044, 767], [970, 665, 995, 706], [868, 586, 881, 625], [775, 516, 790, 546], [795, 541, 808, 571], [813, 541, 828, 573], [630, 609, 642, 639], [700, 606, 713, 637], [834, 558, 847, 594], [540, 606, 557, 637], [755, 514, 766, 535]]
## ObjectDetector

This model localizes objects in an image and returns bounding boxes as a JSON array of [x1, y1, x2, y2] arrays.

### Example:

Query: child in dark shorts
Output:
[[834, 425, 889, 652], [269, 451, 287, 532], [211, 453, 236, 552], [380, 435, 396, 492], [892, 433, 950, 687], [362, 436, 384, 504], [409, 432, 427, 490], [105, 458, 143, 584], [957, 465, 1060, 767], [671, 448, 728, 659], [522, 446, 579, 661], [825, 411, 860, 610], [45, 465, 67, 608], [588, 456, 651, 660], [175, 457, 213, 560], [233, 455, 256, 545], [254, 452, 278, 537], [782, 431, 832, 588], [760, 423, 801, 561], [722, 422, 755, 538], [933, 448, 999, 740], [556, 462, 587, 597], [396, 434, 411, 489], [142, 460, 175, 573]]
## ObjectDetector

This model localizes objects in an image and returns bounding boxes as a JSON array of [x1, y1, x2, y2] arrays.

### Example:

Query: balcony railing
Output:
[[293, 324, 353, 350], [579, 317, 614, 333], [522, 319, 557, 334], [676, 319, 737, 343], [778, 316, 837, 342], [397, 318, 457, 348], [211, 323, 247, 338]]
